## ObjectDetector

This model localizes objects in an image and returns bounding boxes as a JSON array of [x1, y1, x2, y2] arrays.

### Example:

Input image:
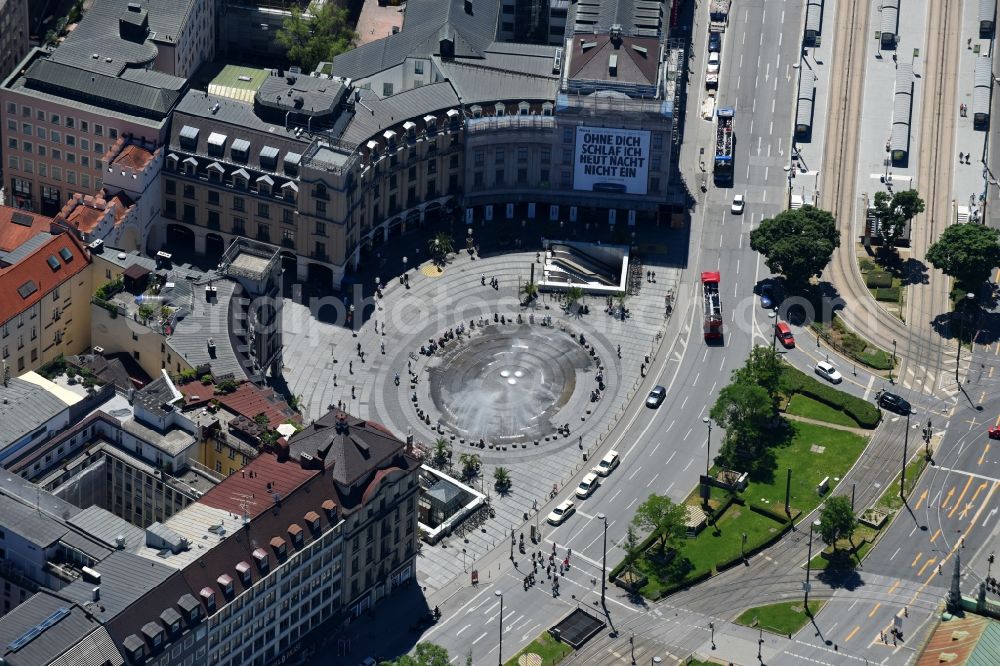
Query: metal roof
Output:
[[66, 505, 146, 552], [881, 0, 899, 36], [973, 55, 993, 116], [796, 71, 815, 130], [342, 83, 461, 147], [0, 377, 70, 455], [60, 550, 176, 624], [805, 0, 823, 33], [0, 488, 70, 549], [167, 278, 247, 381], [0, 593, 100, 666], [890, 63, 913, 155], [981, 0, 997, 25], [0, 233, 53, 267]]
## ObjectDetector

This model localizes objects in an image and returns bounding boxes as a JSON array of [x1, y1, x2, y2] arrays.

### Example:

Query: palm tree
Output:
[[432, 437, 451, 468], [428, 232, 454, 265], [614, 291, 628, 308], [520, 281, 539, 304], [565, 286, 584, 310], [458, 453, 481, 480], [493, 466, 512, 492]]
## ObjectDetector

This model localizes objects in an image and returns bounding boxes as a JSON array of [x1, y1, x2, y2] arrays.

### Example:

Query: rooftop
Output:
[[65, 505, 146, 553], [0, 232, 91, 328], [207, 64, 270, 104], [0, 485, 70, 550], [60, 550, 177, 624], [180, 380, 300, 430], [255, 71, 349, 119], [0, 207, 54, 253], [0, 592, 107, 666], [110, 143, 156, 171], [567, 34, 661, 86], [198, 452, 319, 521], [0, 376, 72, 456]]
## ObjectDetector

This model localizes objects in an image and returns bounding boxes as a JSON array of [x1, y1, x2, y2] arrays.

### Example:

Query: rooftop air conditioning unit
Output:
[[93, 346, 105, 354]]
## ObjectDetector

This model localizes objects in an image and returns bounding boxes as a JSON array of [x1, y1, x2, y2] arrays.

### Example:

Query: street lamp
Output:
[[348, 304, 356, 336], [702, 417, 713, 477], [901, 408, 911, 499], [956, 293, 975, 383], [709, 621, 716, 649], [597, 513, 608, 610], [889, 338, 897, 383], [494, 590, 503, 666], [741, 532, 748, 561], [768, 310, 778, 350], [804, 518, 821, 613], [652, 658, 662, 665], [923, 418, 933, 461]]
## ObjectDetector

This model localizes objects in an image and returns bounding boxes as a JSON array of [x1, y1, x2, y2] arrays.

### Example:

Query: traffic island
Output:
[[735, 600, 827, 636]]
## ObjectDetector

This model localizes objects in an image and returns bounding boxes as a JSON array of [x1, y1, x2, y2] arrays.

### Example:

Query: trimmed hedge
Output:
[[875, 287, 900, 302], [748, 501, 801, 525], [865, 271, 893, 288], [779, 365, 881, 428]]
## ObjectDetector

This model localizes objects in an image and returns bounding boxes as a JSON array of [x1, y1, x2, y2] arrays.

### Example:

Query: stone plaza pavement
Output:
[[280, 245, 681, 593]]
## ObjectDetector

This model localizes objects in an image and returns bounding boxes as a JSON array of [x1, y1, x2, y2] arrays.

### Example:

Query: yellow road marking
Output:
[[929, 529, 941, 543], [991, 365, 997, 378], [981, 444, 991, 466], [845, 625, 860, 642], [915, 489, 928, 510], [941, 486, 956, 509], [970, 481, 989, 505], [868, 602, 881, 618], [981, 391, 988, 404], [888, 581, 900, 595], [948, 476, 974, 519], [917, 557, 937, 577], [911, 552, 923, 568]]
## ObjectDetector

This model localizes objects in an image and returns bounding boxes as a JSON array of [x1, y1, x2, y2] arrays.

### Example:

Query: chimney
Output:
[[92, 586, 101, 602], [463, 0, 472, 14]]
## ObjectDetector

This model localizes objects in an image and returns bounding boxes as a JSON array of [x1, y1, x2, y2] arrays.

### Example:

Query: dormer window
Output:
[[288, 523, 304, 547], [256, 174, 274, 196], [179, 126, 199, 151], [217, 573, 234, 597], [322, 499, 338, 521], [403, 121, 416, 143], [159, 608, 182, 636], [304, 510, 321, 533], [518, 101, 530, 116], [166, 153, 178, 171], [178, 594, 200, 623], [123, 635, 145, 662], [199, 587, 216, 612], [232, 168, 249, 189], [270, 536, 287, 558], [383, 130, 397, 152], [494, 102, 506, 117], [235, 560, 251, 586], [542, 102, 554, 117], [284, 152, 301, 177], [141, 622, 164, 650], [207, 132, 227, 158], [366, 140, 380, 160], [252, 547, 269, 572], [260, 145, 279, 171], [182, 156, 197, 175], [470, 105, 482, 118], [281, 181, 298, 202], [207, 161, 224, 182], [231, 139, 250, 163], [423, 115, 438, 135], [447, 109, 460, 128]]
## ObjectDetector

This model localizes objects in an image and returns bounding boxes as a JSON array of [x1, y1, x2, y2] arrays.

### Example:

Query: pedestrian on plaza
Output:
[[360, 351, 366, 362], [351, 386, 356, 399], [481, 274, 486, 285], [333, 373, 338, 386], [408, 360, 412, 373], [349, 361, 353, 374], [357, 342, 361, 355], [381, 340, 385, 354], [381, 322, 386, 335], [651, 271, 656, 282]]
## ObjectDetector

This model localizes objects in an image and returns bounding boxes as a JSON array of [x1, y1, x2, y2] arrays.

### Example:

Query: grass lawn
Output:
[[504, 632, 573, 666], [735, 600, 826, 636], [877, 454, 929, 514], [747, 421, 868, 512], [807, 524, 879, 570], [785, 394, 861, 428]]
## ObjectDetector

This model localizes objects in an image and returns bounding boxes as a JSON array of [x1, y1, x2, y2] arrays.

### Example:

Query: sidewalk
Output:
[[955, 0, 994, 224]]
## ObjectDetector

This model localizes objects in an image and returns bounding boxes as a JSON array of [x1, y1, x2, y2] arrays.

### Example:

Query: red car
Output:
[[775, 322, 795, 348], [989, 426, 1000, 440]]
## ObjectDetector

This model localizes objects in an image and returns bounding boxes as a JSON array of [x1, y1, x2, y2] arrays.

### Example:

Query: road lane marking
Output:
[[969, 481, 989, 505], [628, 467, 641, 480], [937, 467, 1000, 484], [868, 602, 881, 618], [646, 473, 660, 488], [929, 529, 941, 543], [948, 476, 974, 518], [914, 489, 928, 510], [980, 444, 991, 466], [911, 552, 922, 567], [941, 485, 956, 509], [608, 489, 621, 503], [916, 557, 937, 577], [888, 580, 900, 595], [889, 547, 900, 561], [472, 632, 488, 645], [456, 624, 471, 635], [845, 625, 860, 642]]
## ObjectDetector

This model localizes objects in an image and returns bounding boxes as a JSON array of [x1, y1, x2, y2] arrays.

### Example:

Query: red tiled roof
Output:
[[181, 380, 301, 428], [197, 452, 318, 520], [0, 231, 90, 325], [62, 192, 133, 235], [112, 144, 155, 171], [0, 206, 54, 252]]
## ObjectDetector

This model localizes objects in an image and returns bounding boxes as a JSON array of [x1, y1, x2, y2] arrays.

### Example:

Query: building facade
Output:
[[0, 0, 29, 84]]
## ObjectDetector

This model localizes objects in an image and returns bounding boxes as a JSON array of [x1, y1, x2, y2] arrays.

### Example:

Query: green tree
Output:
[[622, 524, 642, 583], [732, 345, 783, 406], [749, 206, 839, 286], [493, 466, 511, 491], [276, 4, 356, 73], [565, 286, 585, 308], [429, 232, 454, 265], [432, 438, 451, 467], [458, 453, 481, 480], [817, 496, 858, 551], [520, 281, 539, 304], [631, 494, 687, 553], [709, 382, 775, 467], [379, 642, 450, 666], [926, 223, 1000, 290], [872, 189, 925, 250]]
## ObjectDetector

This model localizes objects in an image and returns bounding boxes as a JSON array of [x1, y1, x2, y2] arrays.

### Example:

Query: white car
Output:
[[576, 472, 600, 499], [815, 361, 843, 384], [707, 52, 720, 74], [731, 194, 745, 214], [547, 499, 576, 525], [593, 450, 620, 477]]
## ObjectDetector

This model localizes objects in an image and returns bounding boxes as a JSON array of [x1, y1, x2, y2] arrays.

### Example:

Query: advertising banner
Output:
[[573, 126, 651, 195]]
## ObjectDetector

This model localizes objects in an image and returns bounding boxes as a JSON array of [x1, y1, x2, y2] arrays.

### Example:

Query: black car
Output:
[[708, 31, 721, 53], [877, 391, 911, 415]]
